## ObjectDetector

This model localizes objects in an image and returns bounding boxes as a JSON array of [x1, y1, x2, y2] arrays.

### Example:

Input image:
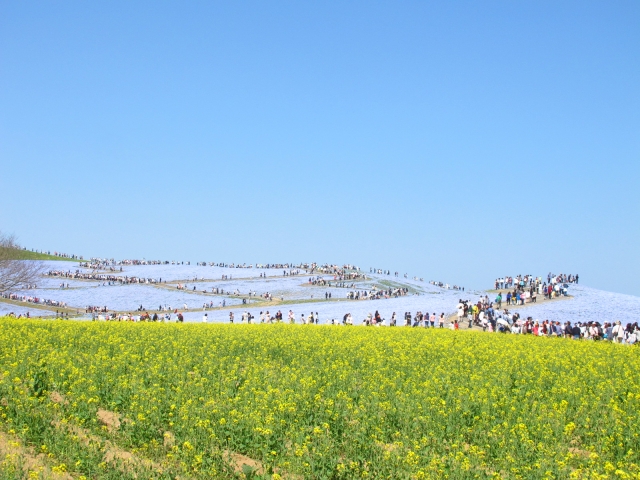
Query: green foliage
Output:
[[3, 249, 76, 261], [0, 318, 639, 478]]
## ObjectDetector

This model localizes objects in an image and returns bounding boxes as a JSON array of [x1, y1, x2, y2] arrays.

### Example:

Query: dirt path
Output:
[[0, 429, 74, 479]]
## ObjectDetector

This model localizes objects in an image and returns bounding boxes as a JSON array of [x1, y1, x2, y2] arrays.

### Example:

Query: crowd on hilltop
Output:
[[25, 249, 83, 260], [493, 273, 579, 306], [77, 258, 364, 274], [494, 273, 578, 291], [308, 272, 367, 286], [25, 245, 441, 287], [50, 251, 82, 259], [81, 259, 189, 268]]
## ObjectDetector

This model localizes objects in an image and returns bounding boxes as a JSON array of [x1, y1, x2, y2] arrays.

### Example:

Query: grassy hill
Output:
[[5, 249, 79, 262]]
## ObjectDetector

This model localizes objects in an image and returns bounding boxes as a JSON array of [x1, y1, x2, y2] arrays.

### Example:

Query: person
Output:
[[628, 329, 637, 345], [589, 322, 599, 340], [202, 313, 208, 323], [612, 321, 624, 343], [605, 322, 613, 341], [571, 322, 581, 340], [429, 312, 436, 328], [229, 312, 234, 323], [439, 313, 445, 328]]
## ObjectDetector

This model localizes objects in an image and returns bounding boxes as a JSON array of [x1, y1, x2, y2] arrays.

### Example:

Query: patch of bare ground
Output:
[[49, 391, 67, 405], [568, 447, 591, 458], [163, 431, 175, 448], [223, 449, 302, 479], [375, 441, 398, 453], [0, 429, 74, 480], [96, 408, 121, 432], [55, 403, 295, 479], [224, 450, 265, 476], [54, 417, 162, 476]]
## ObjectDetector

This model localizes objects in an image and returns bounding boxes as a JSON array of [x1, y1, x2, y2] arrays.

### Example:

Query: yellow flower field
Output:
[[0, 318, 639, 479]]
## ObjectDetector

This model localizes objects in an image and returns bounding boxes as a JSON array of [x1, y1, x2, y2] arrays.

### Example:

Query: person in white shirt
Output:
[[457, 302, 464, 324], [612, 321, 624, 343]]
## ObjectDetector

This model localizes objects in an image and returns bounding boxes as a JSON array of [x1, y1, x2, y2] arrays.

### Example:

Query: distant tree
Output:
[[0, 233, 44, 293]]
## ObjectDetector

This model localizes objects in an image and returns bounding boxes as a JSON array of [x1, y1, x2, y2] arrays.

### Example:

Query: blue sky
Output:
[[1, 1, 638, 295]]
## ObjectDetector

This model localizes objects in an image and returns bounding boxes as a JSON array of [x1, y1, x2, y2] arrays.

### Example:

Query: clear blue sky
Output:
[[1, 1, 638, 295]]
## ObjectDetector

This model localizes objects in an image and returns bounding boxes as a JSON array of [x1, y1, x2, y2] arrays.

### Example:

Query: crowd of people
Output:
[[494, 273, 578, 291], [307, 273, 367, 287], [220, 309, 453, 327], [430, 281, 464, 291], [8, 252, 638, 342], [346, 287, 410, 300], [89, 311, 184, 322], [81, 259, 188, 269], [25, 248, 83, 260], [80, 301, 640, 345], [86, 305, 108, 313], [491, 317, 638, 344], [225, 310, 322, 324], [492, 273, 578, 307], [1, 292, 68, 307], [45, 269, 162, 285]]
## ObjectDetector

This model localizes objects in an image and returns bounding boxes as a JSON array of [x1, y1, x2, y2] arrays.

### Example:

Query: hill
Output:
[[10, 249, 79, 262]]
